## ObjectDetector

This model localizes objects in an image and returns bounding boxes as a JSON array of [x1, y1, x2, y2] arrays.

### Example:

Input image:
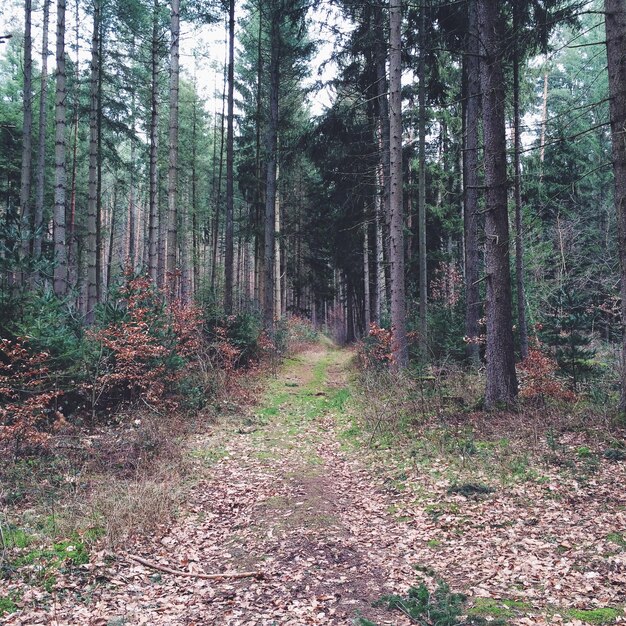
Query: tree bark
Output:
[[363, 219, 371, 333], [224, 0, 235, 314], [86, 0, 100, 324], [463, 0, 481, 365], [513, 4, 528, 360], [210, 51, 227, 294], [148, 0, 160, 283], [389, 0, 408, 368], [53, 0, 67, 297], [605, 0, 626, 413], [373, 2, 391, 311], [375, 160, 385, 324], [254, 0, 265, 306], [274, 165, 281, 320], [263, 2, 280, 330], [33, 0, 50, 282], [418, 0, 427, 358], [479, 0, 518, 408], [20, 0, 33, 283], [166, 0, 180, 300]]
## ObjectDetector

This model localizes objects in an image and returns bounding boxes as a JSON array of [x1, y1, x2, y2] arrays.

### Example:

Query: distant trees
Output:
[[4, 0, 626, 410]]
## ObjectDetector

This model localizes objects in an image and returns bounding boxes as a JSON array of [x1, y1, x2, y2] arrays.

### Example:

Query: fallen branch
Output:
[[127, 554, 263, 581]]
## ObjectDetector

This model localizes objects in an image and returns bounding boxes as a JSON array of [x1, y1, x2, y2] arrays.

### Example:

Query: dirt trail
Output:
[[12, 344, 420, 625]]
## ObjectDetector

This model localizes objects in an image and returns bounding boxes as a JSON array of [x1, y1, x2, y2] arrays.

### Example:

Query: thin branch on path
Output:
[[127, 554, 264, 581]]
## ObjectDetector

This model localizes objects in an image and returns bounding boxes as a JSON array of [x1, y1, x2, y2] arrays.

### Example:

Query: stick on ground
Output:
[[127, 554, 263, 581]]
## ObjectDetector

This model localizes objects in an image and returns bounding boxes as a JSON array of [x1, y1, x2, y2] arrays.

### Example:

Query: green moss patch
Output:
[[0, 593, 19, 617], [468, 597, 531, 619], [566, 608, 620, 624]]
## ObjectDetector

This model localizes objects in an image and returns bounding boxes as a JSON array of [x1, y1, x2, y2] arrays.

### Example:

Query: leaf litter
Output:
[[2, 346, 625, 625]]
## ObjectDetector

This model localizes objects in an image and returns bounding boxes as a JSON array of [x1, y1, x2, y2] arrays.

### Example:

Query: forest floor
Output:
[[2, 341, 626, 625]]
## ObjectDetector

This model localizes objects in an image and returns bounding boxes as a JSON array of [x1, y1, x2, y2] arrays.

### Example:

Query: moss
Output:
[[0, 593, 19, 617], [566, 608, 620, 624], [607, 532, 626, 549], [468, 597, 531, 619], [13, 536, 89, 568], [4, 527, 35, 549]]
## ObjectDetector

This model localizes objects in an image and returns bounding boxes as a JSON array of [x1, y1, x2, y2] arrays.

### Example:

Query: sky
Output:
[[0, 0, 345, 119]]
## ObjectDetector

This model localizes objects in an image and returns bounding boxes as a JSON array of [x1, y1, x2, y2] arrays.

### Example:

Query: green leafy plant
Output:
[[373, 581, 466, 625]]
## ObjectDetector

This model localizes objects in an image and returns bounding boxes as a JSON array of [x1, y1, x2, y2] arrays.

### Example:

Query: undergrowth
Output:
[[358, 580, 509, 626]]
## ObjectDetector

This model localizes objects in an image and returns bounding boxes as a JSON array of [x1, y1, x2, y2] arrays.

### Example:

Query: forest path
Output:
[[63, 342, 417, 625]]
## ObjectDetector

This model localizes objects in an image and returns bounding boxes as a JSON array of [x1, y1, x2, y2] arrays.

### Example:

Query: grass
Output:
[[565, 608, 620, 624]]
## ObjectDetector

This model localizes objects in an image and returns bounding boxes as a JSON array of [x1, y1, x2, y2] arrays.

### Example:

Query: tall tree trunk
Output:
[[224, 0, 235, 313], [363, 219, 371, 333], [33, 0, 50, 281], [166, 0, 180, 299], [96, 26, 103, 302], [512, 6, 528, 360], [53, 0, 67, 297], [128, 40, 137, 272], [373, 2, 391, 311], [192, 92, 199, 295], [374, 161, 385, 324], [463, 0, 481, 365], [539, 69, 549, 176], [479, 0, 517, 408], [417, 0, 427, 358], [180, 185, 191, 302], [263, 3, 280, 330], [389, 0, 408, 368], [210, 50, 227, 293], [148, 0, 159, 283], [20, 0, 33, 283], [86, 0, 100, 324], [107, 179, 117, 291], [274, 162, 281, 320], [255, 0, 265, 306], [605, 0, 626, 413]]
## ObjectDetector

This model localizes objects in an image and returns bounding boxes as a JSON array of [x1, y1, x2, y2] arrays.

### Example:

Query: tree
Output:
[[167, 0, 180, 300], [478, 0, 517, 408], [263, 1, 279, 329], [417, 0, 427, 359], [19, 0, 33, 284], [148, 0, 161, 284], [605, 0, 626, 412], [463, 0, 481, 365], [33, 0, 51, 282], [389, 0, 407, 367], [53, 0, 68, 297], [86, 0, 101, 324], [224, 0, 235, 314]]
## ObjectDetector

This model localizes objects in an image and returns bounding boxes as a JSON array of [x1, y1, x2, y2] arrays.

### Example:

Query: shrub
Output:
[[356, 323, 395, 370], [83, 273, 204, 413], [0, 338, 65, 455], [517, 345, 576, 405], [373, 581, 466, 625], [285, 314, 318, 350]]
